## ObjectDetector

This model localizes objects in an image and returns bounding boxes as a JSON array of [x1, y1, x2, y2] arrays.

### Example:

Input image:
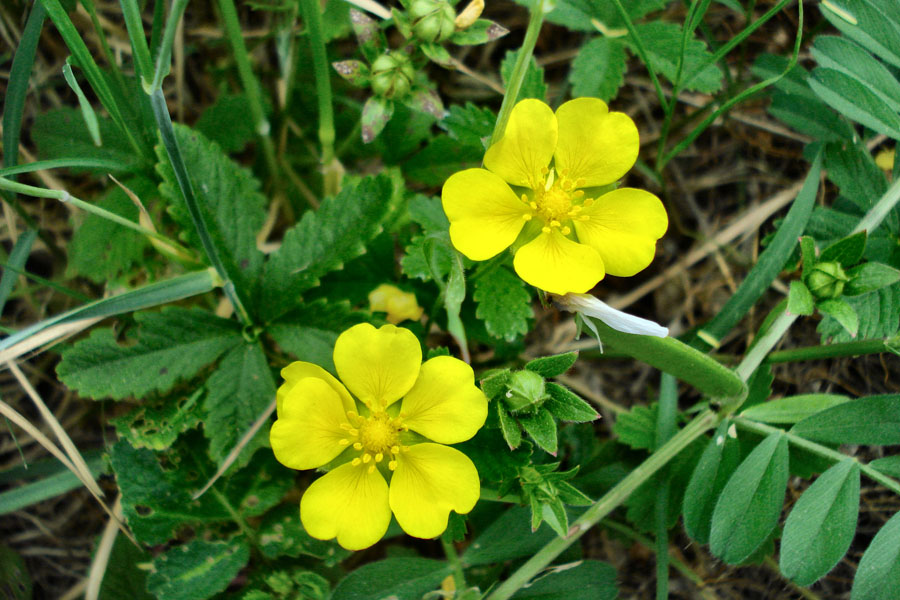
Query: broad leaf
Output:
[[780, 459, 860, 586], [501, 49, 547, 102], [709, 432, 789, 564], [570, 37, 627, 101], [32, 107, 139, 172], [851, 509, 900, 600], [740, 394, 851, 424], [791, 394, 900, 445], [525, 352, 578, 378], [330, 558, 450, 600], [630, 21, 724, 93], [545, 383, 598, 423], [510, 560, 617, 600], [683, 421, 741, 544], [519, 409, 558, 455], [473, 265, 533, 341], [56, 308, 242, 400], [147, 539, 249, 600], [461, 505, 557, 566]]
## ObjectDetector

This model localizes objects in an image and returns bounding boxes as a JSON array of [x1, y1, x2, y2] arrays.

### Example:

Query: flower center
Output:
[[522, 168, 591, 235], [340, 411, 408, 473]]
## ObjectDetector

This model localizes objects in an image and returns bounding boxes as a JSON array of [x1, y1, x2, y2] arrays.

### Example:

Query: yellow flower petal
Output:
[[270, 377, 351, 470], [400, 356, 488, 444], [368, 284, 424, 324], [483, 99, 558, 188], [389, 443, 480, 539], [278, 361, 355, 417], [573, 188, 668, 277], [513, 230, 605, 294], [442, 168, 530, 261], [300, 462, 391, 551], [554, 98, 639, 188], [333, 323, 422, 409]]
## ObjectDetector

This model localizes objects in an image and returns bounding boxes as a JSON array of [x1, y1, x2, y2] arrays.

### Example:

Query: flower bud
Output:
[[409, 0, 456, 43], [805, 261, 849, 299], [370, 53, 414, 99], [504, 370, 547, 414]]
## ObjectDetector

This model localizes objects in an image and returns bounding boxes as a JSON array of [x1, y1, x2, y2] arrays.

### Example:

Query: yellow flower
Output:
[[270, 323, 488, 550], [368, 283, 424, 324], [441, 98, 668, 295]]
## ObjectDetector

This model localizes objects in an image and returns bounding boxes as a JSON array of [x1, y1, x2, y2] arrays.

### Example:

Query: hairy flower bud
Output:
[[409, 0, 456, 43], [805, 261, 849, 299], [504, 370, 547, 414], [370, 53, 414, 99]]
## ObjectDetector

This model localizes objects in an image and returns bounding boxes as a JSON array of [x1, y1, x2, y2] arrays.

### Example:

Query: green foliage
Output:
[[780, 459, 860, 586], [269, 299, 367, 372], [628, 22, 724, 93], [525, 352, 578, 378], [111, 389, 203, 451], [740, 394, 851, 425], [32, 107, 140, 172], [66, 177, 151, 282], [155, 123, 267, 303], [791, 395, 900, 445], [683, 422, 742, 544], [473, 265, 533, 341], [569, 37, 627, 101], [851, 509, 900, 600], [203, 342, 276, 467], [709, 433, 789, 564], [501, 49, 547, 102], [545, 383, 598, 423], [538, 0, 664, 32], [461, 505, 558, 566], [330, 558, 451, 600], [520, 463, 592, 536], [261, 174, 395, 318], [194, 93, 255, 153], [97, 535, 154, 600], [509, 560, 617, 600], [613, 403, 658, 451], [56, 307, 242, 400], [147, 539, 250, 600], [258, 505, 351, 564]]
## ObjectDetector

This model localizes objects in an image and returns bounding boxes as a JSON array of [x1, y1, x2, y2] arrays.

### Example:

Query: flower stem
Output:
[[489, 0, 545, 146], [485, 409, 719, 600], [442, 536, 467, 591], [733, 309, 798, 383], [765, 335, 900, 363], [299, 0, 336, 170]]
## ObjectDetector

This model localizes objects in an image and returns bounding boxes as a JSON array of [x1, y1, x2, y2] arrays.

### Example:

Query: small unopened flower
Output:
[[454, 0, 484, 29], [368, 283, 424, 324], [441, 98, 667, 295], [270, 323, 487, 550]]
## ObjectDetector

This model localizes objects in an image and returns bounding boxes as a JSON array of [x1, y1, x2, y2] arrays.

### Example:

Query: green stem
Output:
[[299, 0, 336, 167], [216, 0, 279, 179], [853, 172, 900, 234], [0, 176, 188, 253], [602, 520, 708, 589], [119, 0, 155, 84], [609, 0, 666, 110], [148, 0, 189, 93], [654, 374, 677, 600], [766, 335, 900, 363], [734, 417, 900, 497], [442, 536, 467, 591], [733, 309, 798, 383], [485, 409, 720, 600], [210, 487, 259, 546], [490, 0, 545, 145]]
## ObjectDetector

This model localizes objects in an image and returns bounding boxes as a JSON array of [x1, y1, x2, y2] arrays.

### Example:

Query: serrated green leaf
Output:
[[780, 459, 860, 586], [111, 390, 202, 451], [261, 175, 394, 318], [767, 93, 854, 141], [525, 352, 578, 378], [741, 394, 851, 425], [545, 382, 598, 423], [500, 49, 547, 102], [331, 558, 451, 600], [818, 282, 900, 341], [204, 342, 276, 467], [709, 432, 789, 564], [791, 394, 900, 445], [194, 93, 255, 153], [440, 102, 495, 148], [32, 107, 139, 172], [155, 123, 267, 303], [269, 299, 367, 372], [480, 369, 512, 399], [683, 422, 742, 544], [519, 410, 558, 454], [851, 508, 900, 600], [219, 451, 293, 517], [536, 0, 664, 32], [401, 232, 454, 282], [846, 262, 900, 295], [820, 230, 868, 266], [473, 266, 532, 341], [258, 504, 350, 564], [570, 37, 627, 101], [404, 135, 484, 186], [817, 297, 860, 337], [788, 280, 815, 316], [810, 68, 900, 139], [56, 308, 242, 400], [408, 194, 450, 233], [630, 21, 724, 93], [612, 403, 657, 450], [510, 560, 617, 600], [147, 539, 250, 600], [66, 177, 151, 283]]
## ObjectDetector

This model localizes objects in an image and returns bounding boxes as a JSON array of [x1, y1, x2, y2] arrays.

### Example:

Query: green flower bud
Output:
[[504, 370, 547, 414], [370, 53, 414, 99], [805, 261, 849, 299], [409, 0, 456, 43]]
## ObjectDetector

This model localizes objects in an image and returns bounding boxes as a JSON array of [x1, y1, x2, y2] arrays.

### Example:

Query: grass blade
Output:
[[0, 229, 38, 315]]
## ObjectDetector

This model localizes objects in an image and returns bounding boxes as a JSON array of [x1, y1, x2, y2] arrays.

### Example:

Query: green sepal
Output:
[[525, 351, 578, 377], [817, 298, 859, 337], [518, 409, 558, 454], [403, 87, 445, 118], [391, 7, 413, 37], [449, 19, 509, 45], [545, 382, 598, 422], [497, 403, 523, 449], [361, 96, 394, 143], [331, 60, 370, 86], [799, 235, 817, 267], [845, 262, 900, 295], [420, 42, 453, 67], [819, 230, 867, 266], [480, 368, 511, 399], [787, 280, 815, 316], [350, 8, 384, 62]]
